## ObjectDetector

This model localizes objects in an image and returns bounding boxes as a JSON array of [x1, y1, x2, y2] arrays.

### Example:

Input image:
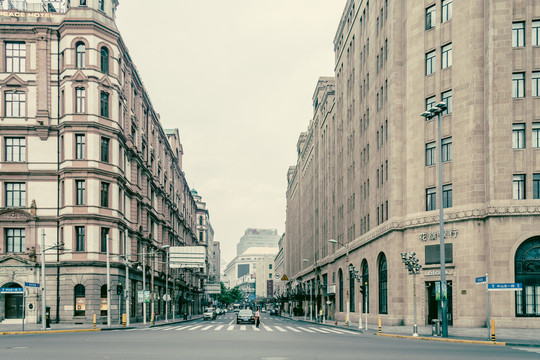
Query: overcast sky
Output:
[[115, 1, 345, 266]]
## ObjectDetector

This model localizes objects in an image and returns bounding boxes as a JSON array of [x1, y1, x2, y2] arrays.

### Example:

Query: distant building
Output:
[[236, 228, 279, 256]]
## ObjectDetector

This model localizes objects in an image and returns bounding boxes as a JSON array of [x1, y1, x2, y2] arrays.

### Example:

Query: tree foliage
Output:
[[216, 282, 243, 306]]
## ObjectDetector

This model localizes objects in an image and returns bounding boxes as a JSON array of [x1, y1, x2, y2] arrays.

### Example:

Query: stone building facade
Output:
[[286, 0, 540, 329], [0, 0, 204, 324]]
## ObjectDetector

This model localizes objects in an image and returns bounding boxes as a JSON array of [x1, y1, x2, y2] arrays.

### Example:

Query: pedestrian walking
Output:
[[255, 309, 261, 328]]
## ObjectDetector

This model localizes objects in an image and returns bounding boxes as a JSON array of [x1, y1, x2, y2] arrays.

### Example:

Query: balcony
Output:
[[2, 0, 65, 13]]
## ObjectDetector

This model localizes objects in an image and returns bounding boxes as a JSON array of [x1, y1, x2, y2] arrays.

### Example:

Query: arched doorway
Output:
[[3, 283, 23, 319], [515, 236, 540, 317]]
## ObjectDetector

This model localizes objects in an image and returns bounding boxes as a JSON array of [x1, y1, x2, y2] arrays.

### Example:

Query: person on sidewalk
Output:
[[255, 309, 261, 328]]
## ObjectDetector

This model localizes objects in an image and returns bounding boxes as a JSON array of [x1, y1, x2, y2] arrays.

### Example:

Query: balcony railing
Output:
[[2, 0, 66, 13]]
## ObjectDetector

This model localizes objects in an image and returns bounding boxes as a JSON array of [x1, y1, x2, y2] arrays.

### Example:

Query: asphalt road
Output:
[[0, 313, 538, 360]]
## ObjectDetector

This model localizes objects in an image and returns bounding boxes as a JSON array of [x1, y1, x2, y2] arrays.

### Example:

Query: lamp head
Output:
[[436, 102, 447, 111], [420, 111, 432, 118], [328, 239, 338, 244]]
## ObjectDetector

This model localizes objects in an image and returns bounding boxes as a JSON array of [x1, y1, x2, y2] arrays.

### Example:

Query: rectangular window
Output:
[[441, 90, 452, 115], [441, 43, 452, 69], [533, 174, 540, 199], [99, 0, 104, 11], [75, 88, 85, 113], [5, 91, 26, 117], [513, 175, 525, 200], [441, 0, 452, 22], [513, 124, 526, 149], [76, 180, 85, 205], [6, 228, 25, 253], [426, 141, 436, 166], [101, 182, 109, 207], [426, 96, 436, 112], [75, 226, 85, 252], [533, 72, 540, 97], [533, 20, 540, 46], [101, 137, 110, 163], [100, 91, 109, 118], [425, 50, 436, 76], [443, 184, 452, 208], [442, 137, 452, 162], [100, 227, 109, 253], [5, 42, 26, 73], [512, 22, 525, 47], [425, 5, 436, 30], [512, 73, 525, 98], [5, 137, 25, 162], [5, 182, 25, 207], [533, 123, 540, 148], [75, 134, 85, 159], [426, 187, 436, 211]]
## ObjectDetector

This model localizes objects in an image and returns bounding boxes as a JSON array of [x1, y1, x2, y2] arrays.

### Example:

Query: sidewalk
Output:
[[286, 315, 540, 347], [0, 315, 203, 334]]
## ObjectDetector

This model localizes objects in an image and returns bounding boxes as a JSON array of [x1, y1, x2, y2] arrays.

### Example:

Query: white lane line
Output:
[[323, 328, 345, 334], [174, 325, 193, 331], [285, 326, 301, 333], [201, 325, 213, 330], [228, 318, 236, 325], [227, 325, 235, 331], [187, 325, 203, 331], [252, 326, 260, 331], [297, 326, 316, 333], [240, 325, 247, 331], [124, 329, 137, 331], [308, 327, 330, 333], [274, 326, 287, 332], [331, 328, 358, 335], [262, 325, 273, 332], [170, 325, 187, 330], [162, 327, 175, 331], [214, 325, 224, 331]]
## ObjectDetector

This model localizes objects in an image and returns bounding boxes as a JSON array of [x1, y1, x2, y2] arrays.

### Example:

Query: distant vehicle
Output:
[[236, 309, 255, 324], [203, 307, 217, 320], [233, 304, 241, 313], [269, 309, 278, 316]]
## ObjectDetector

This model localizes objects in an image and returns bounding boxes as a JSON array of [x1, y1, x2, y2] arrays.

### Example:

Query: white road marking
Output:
[[252, 326, 260, 331], [274, 326, 287, 332], [332, 328, 358, 335], [262, 325, 273, 332], [286, 326, 301, 333], [201, 325, 213, 330], [214, 325, 224, 331], [227, 325, 235, 331], [187, 325, 203, 331], [240, 325, 247, 331], [228, 318, 236, 325], [308, 327, 330, 333], [297, 326, 316, 333], [323, 328, 347, 334], [174, 325, 193, 331]]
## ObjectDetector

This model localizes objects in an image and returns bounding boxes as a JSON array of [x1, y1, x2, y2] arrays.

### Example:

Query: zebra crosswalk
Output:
[[121, 323, 359, 335]]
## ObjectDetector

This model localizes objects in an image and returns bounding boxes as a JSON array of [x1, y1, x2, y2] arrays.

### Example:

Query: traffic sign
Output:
[[475, 276, 487, 284], [25, 282, 40, 288], [488, 283, 522, 291], [1, 287, 23, 294], [281, 274, 289, 281]]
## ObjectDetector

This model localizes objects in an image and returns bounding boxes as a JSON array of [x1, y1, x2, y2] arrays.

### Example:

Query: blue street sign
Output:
[[25, 282, 40, 288], [488, 283, 522, 291], [475, 276, 487, 284], [0, 287, 24, 294]]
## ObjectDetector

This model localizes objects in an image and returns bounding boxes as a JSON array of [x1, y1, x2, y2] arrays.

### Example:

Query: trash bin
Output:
[[45, 306, 51, 328], [183, 313, 187, 320], [431, 319, 441, 336]]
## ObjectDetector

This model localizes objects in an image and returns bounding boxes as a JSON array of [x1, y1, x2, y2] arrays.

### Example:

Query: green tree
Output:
[[216, 283, 244, 306]]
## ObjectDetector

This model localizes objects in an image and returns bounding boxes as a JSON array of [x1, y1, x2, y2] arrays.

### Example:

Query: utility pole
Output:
[[143, 247, 146, 324], [41, 230, 46, 331], [106, 234, 111, 328]]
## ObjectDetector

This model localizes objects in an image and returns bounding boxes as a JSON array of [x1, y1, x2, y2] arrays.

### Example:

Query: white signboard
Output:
[[169, 246, 206, 268], [327, 285, 336, 294], [204, 283, 221, 294]]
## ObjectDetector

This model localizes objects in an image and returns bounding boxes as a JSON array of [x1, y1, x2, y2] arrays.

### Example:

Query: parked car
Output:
[[236, 309, 255, 324], [269, 309, 278, 316], [203, 307, 217, 320]]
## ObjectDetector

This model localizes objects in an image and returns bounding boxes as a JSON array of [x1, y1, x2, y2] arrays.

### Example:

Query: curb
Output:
[[376, 333, 506, 346], [1, 328, 101, 336]]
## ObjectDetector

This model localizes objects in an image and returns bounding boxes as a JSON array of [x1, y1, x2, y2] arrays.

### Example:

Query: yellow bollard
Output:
[[151, 312, 154, 326], [93, 314, 96, 329], [378, 316, 382, 333], [122, 313, 126, 327], [491, 319, 496, 342]]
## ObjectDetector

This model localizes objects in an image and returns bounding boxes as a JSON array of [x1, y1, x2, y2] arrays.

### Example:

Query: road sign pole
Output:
[[41, 230, 46, 331], [486, 273, 490, 341]]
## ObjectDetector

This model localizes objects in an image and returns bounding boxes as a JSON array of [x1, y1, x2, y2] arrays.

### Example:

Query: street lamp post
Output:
[[163, 245, 170, 322], [302, 259, 312, 321], [421, 101, 448, 337], [328, 239, 350, 327], [401, 252, 422, 337], [142, 247, 146, 324], [41, 230, 46, 331], [106, 234, 111, 328]]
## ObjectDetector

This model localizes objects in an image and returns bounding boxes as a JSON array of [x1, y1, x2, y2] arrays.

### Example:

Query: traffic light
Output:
[[116, 283, 123, 295]]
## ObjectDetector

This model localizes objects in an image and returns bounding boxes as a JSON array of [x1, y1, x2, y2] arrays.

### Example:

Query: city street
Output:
[[1, 314, 539, 360]]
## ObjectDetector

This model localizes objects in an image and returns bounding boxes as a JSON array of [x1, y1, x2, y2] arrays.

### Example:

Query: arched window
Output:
[[362, 259, 369, 313], [100, 47, 109, 74], [338, 269, 344, 312], [75, 42, 85, 68], [378, 253, 388, 314], [515, 237, 540, 317], [100, 284, 108, 316], [74, 284, 85, 317], [350, 268, 355, 312]]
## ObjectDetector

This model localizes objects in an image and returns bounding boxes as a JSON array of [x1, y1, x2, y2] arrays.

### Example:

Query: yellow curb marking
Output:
[[376, 333, 506, 346], [1, 329, 101, 335]]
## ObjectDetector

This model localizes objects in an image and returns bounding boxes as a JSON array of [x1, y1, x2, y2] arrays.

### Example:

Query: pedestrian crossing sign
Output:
[[281, 275, 289, 281]]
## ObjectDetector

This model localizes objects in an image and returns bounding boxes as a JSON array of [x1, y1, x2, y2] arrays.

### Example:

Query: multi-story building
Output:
[[212, 241, 221, 283], [236, 228, 280, 256], [286, 0, 540, 329], [0, 0, 203, 324], [254, 255, 275, 299]]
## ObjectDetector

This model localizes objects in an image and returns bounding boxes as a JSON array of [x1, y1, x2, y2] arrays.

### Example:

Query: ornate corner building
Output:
[[0, 0, 206, 324], [286, 0, 540, 328]]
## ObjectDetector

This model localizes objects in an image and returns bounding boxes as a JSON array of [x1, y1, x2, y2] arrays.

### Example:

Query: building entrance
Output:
[[426, 280, 453, 326], [4, 284, 24, 319]]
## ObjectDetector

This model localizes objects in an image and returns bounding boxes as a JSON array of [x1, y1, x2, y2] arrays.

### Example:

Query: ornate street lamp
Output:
[[401, 251, 422, 337]]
